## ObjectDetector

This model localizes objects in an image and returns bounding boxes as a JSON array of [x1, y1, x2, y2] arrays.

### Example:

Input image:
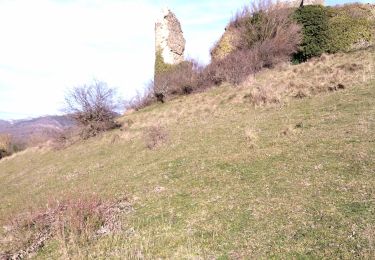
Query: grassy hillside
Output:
[[0, 47, 374, 258]]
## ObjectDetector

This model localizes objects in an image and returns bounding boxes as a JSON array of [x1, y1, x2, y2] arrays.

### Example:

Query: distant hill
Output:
[[0, 120, 10, 129], [0, 115, 74, 141]]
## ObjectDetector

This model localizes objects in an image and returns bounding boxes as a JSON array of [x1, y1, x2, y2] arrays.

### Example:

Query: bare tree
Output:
[[124, 81, 155, 111], [64, 81, 121, 139]]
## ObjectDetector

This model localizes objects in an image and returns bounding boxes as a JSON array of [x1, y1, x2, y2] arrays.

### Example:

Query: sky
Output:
[[0, 0, 373, 120]]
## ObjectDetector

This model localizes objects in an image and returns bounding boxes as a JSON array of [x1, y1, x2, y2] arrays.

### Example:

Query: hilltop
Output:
[[0, 46, 374, 258]]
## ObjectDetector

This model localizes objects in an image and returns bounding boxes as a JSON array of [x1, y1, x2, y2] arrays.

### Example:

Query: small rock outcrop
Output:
[[155, 8, 185, 65]]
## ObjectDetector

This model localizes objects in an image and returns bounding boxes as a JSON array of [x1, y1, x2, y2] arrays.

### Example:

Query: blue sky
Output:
[[0, 0, 373, 120]]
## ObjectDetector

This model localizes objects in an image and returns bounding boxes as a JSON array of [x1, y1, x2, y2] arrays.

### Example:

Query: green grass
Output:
[[0, 48, 374, 258]]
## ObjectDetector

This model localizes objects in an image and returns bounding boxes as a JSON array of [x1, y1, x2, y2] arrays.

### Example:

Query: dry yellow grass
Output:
[[237, 47, 374, 103]]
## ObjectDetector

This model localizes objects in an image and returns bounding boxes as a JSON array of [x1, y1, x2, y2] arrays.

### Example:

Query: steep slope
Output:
[[0, 47, 374, 258]]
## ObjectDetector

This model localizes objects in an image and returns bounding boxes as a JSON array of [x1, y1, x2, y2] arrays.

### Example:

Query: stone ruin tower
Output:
[[155, 8, 185, 65], [298, 0, 325, 6], [306, 0, 325, 5]]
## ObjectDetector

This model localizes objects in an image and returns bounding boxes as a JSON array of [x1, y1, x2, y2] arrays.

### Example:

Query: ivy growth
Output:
[[154, 50, 174, 76]]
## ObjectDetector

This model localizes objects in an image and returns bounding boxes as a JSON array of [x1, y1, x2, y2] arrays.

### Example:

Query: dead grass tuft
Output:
[[121, 119, 134, 131], [243, 86, 281, 106], [336, 63, 364, 72], [144, 125, 169, 150], [280, 125, 297, 136], [293, 88, 311, 99], [110, 134, 120, 144], [244, 128, 258, 148], [1, 196, 131, 259], [362, 224, 375, 258]]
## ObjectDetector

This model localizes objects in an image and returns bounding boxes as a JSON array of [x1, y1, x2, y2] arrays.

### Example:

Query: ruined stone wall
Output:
[[155, 8, 185, 65]]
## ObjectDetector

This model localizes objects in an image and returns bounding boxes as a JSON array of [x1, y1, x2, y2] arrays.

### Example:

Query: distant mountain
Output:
[[0, 120, 10, 128], [0, 115, 74, 142]]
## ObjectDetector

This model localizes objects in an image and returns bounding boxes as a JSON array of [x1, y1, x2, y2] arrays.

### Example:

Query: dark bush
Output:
[[155, 92, 165, 103], [64, 81, 121, 139], [293, 5, 330, 62], [0, 149, 8, 159]]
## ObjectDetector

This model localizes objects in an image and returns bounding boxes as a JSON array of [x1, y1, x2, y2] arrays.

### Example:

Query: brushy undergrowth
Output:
[[201, 0, 301, 86], [124, 83, 155, 112], [0, 134, 12, 160], [1, 196, 131, 259], [0, 134, 25, 160], [154, 60, 201, 102]]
